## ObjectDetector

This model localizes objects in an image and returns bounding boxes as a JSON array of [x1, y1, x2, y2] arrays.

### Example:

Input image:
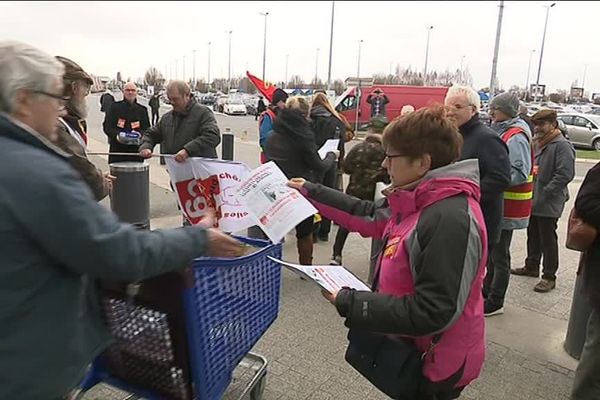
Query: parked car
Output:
[[223, 98, 247, 115], [557, 113, 600, 150]]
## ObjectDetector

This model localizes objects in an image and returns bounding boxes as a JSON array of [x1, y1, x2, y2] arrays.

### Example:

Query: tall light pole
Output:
[[327, 1, 335, 90], [355, 39, 363, 133], [192, 49, 196, 90], [582, 64, 589, 91], [525, 49, 536, 94], [423, 25, 434, 84], [207, 41, 211, 90], [175, 58, 178, 80], [534, 2, 556, 102], [489, 0, 504, 98], [459, 55, 466, 84], [285, 54, 289, 89], [227, 30, 232, 93], [315, 48, 320, 85], [260, 12, 269, 81]]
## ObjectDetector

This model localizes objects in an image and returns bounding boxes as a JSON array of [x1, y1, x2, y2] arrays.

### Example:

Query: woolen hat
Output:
[[490, 92, 519, 118], [272, 88, 288, 105]]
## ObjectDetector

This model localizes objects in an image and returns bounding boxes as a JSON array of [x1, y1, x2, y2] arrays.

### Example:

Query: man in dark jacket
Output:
[[103, 81, 150, 164], [256, 96, 266, 121], [445, 86, 511, 248], [100, 89, 114, 113], [53, 55, 111, 200], [0, 41, 243, 400], [149, 93, 161, 125], [571, 161, 600, 400], [366, 88, 390, 118], [511, 110, 575, 292], [139, 80, 221, 162]]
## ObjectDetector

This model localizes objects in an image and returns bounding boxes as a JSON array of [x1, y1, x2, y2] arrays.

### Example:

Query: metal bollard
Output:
[[222, 127, 234, 161], [159, 143, 165, 165], [564, 260, 593, 360], [109, 162, 150, 230]]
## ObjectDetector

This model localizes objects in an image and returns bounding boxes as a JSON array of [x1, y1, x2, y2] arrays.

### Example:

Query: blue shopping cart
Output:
[[74, 236, 282, 400]]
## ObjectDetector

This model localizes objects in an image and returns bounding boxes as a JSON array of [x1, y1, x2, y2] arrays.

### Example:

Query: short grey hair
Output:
[[167, 80, 191, 96], [0, 41, 64, 113], [445, 85, 481, 112]]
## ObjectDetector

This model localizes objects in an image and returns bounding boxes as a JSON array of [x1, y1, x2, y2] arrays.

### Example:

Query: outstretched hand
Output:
[[287, 178, 306, 191]]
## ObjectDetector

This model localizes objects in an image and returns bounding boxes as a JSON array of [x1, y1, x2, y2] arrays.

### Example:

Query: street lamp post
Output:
[[355, 39, 363, 133], [423, 25, 433, 83], [175, 58, 178, 80], [192, 49, 196, 90], [459, 55, 466, 84], [315, 48, 320, 86], [327, 1, 335, 90], [207, 41, 211, 90], [489, 0, 504, 98], [525, 49, 536, 95], [582, 64, 588, 92], [227, 30, 232, 93], [285, 54, 289, 89], [534, 2, 556, 103], [260, 12, 269, 81]]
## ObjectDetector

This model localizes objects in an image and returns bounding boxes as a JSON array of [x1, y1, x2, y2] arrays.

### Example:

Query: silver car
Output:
[[557, 113, 600, 150]]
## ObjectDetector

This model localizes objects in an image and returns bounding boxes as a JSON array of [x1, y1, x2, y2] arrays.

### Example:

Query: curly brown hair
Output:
[[382, 104, 463, 169]]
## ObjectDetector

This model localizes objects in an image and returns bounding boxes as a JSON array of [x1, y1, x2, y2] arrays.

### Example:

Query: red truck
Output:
[[334, 84, 449, 127]]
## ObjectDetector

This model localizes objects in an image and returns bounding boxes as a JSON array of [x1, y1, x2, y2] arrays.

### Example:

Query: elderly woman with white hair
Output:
[[0, 41, 243, 400], [444, 85, 511, 250]]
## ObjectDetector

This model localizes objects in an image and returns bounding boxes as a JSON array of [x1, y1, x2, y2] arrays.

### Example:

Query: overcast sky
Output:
[[1, 1, 597, 93]]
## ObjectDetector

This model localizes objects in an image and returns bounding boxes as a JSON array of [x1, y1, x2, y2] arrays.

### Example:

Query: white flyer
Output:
[[268, 256, 372, 293], [237, 162, 318, 243], [318, 139, 340, 159]]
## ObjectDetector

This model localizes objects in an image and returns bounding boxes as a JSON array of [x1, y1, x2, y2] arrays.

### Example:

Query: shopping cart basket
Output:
[[75, 236, 282, 400]]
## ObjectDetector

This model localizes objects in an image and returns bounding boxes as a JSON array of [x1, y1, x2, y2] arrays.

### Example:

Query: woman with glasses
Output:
[[288, 106, 487, 399]]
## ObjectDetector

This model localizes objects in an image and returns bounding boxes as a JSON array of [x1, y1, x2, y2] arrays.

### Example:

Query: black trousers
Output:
[[151, 109, 159, 125], [317, 164, 339, 237], [484, 229, 514, 306], [525, 215, 559, 280]]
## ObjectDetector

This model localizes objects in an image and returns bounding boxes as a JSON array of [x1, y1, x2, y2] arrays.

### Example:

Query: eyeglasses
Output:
[[384, 152, 407, 160], [32, 90, 70, 103], [446, 103, 474, 111]]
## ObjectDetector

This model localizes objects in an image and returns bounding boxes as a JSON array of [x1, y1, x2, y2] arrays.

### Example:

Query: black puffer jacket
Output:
[[265, 108, 336, 182], [574, 161, 600, 311]]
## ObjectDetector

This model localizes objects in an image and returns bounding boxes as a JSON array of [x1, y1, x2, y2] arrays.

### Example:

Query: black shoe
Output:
[[484, 301, 504, 317], [318, 233, 329, 242]]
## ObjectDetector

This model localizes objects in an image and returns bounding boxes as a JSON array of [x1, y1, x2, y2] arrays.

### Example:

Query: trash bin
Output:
[[109, 162, 150, 230], [564, 261, 593, 360]]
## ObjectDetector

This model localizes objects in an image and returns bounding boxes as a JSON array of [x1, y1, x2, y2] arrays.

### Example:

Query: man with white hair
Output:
[[139, 80, 220, 162], [445, 86, 511, 251], [103, 81, 150, 163], [0, 41, 243, 400]]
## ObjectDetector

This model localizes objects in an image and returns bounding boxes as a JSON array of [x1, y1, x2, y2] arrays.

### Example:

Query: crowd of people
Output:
[[0, 39, 598, 400]]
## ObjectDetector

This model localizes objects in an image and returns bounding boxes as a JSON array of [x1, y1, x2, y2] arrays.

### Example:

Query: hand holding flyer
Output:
[[237, 162, 318, 243], [268, 257, 372, 294], [318, 139, 340, 160]]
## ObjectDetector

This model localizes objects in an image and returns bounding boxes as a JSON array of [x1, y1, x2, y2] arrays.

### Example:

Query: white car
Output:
[[223, 99, 247, 115]]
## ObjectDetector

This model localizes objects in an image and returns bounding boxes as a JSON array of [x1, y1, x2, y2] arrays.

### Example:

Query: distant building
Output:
[[91, 75, 110, 93]]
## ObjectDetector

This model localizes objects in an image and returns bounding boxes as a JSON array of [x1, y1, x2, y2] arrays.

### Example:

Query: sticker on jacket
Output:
[[117, 118, 126, 129], [383, 236, 401, 258], [131, 121, 141, 130]]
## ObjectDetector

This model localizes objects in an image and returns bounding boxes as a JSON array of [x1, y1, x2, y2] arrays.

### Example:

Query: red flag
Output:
[[246, 71, 277, 102]]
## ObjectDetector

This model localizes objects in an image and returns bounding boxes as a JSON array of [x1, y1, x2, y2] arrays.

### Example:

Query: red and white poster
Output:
[[166, 158, 255, 233]]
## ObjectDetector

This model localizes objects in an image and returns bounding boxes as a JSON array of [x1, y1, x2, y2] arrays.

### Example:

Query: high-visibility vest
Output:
[[501, 127, 534, 220], [258, 109, 277, 164]]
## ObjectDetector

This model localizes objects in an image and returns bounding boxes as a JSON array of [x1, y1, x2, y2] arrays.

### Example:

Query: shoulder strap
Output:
[[58, 117, 86, 151]]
